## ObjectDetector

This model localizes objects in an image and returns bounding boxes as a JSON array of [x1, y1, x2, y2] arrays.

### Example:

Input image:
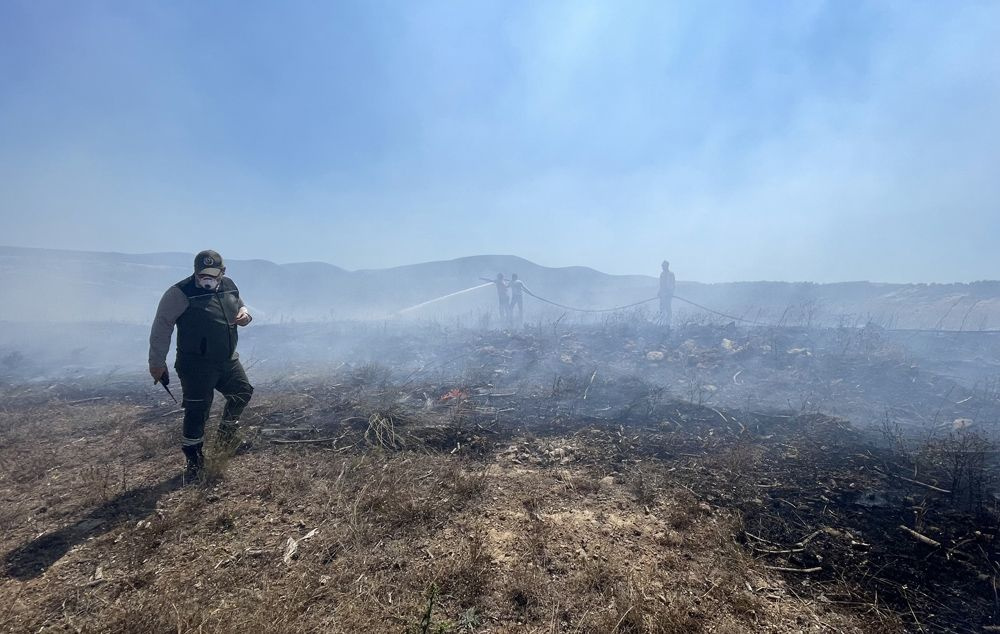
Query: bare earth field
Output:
[[2, 320, 1000, 633]]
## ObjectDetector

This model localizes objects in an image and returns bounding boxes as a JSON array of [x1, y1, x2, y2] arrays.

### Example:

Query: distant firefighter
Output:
[[148, 249, 254, 483], [509, 273, 530, 322], [480, 273, 510, 319], [659, 260, 676, 325]]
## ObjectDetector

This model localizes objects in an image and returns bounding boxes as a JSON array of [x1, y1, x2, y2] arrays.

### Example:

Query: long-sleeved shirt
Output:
[[148, 281, 247, 367]]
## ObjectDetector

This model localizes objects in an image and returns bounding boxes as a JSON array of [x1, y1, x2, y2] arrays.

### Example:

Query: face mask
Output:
[[196, 274, 220, 290]]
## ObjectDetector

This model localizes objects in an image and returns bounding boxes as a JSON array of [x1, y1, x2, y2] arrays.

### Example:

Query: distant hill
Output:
[[1, 245, 998, 329]]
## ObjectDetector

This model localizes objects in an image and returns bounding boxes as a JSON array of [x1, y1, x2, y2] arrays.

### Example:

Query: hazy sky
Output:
[[1, 1, 998, 283]]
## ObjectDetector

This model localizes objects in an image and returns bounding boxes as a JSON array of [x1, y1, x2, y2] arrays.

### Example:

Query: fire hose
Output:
[[399, 282, 1000, 333], [523, 289, 755, 323], [522, 289, 658, 313]]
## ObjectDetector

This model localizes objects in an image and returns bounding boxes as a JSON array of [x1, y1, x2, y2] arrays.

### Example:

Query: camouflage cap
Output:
[[194, 249, 225, 276]]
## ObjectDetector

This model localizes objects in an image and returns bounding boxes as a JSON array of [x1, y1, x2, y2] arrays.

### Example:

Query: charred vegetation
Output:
[[1, 320, 999, 632]]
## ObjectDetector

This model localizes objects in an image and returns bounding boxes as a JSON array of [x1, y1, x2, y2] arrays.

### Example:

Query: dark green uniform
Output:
[[149, 273, 254, 472], [172, 275, 253, 450]]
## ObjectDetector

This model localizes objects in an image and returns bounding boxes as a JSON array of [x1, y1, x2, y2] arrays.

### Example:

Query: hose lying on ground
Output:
[[522, 289, 658, 313], [523, 289, 754, 323], [523, 290, 1000, 333]]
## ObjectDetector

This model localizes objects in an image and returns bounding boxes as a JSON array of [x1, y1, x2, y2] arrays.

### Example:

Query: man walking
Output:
[[658, 260, 676, 326], [148, 250, 254, 481]]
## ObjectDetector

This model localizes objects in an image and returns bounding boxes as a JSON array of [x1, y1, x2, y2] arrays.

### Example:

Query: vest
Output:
[[174, 276, 242, 362]]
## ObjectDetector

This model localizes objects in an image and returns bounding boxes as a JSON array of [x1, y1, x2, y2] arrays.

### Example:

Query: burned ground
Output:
[[1, 321, 999, 632]]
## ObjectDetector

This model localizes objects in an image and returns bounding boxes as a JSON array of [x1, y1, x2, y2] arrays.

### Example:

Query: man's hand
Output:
[[150, 366, 167, 383], [234, 307, 252, 327]]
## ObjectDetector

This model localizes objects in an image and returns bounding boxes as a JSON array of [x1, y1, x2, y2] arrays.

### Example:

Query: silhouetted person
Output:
[[659, 260, 675, 325], [509, 273, 530, 322], [481, 273, 510, 319]]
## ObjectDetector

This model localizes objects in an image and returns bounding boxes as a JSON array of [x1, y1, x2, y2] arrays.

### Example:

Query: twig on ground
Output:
[[745, 532, 782, 547], [261, 427, 319, 435], [894, 475, 951, 494], [765, 565, 822, 573], [899, 525, 941, 548], [751, 546, 805, 555], [68, 396, 107, 405], [271, 437, 342, 445], [583, 370, 597, 400]]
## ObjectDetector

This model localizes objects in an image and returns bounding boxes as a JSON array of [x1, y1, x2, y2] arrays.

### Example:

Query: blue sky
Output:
[[1, 1, 998, 282]]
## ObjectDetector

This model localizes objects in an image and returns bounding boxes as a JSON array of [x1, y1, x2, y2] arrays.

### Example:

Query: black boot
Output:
[[182, 443, 204, 483]]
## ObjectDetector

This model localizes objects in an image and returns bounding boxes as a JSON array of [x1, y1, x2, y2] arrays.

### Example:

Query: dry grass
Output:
[[0, 388, 886, 634]]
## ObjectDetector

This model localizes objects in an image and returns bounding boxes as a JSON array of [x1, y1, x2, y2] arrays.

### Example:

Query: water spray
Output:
[[397, 282, 493, 315]]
